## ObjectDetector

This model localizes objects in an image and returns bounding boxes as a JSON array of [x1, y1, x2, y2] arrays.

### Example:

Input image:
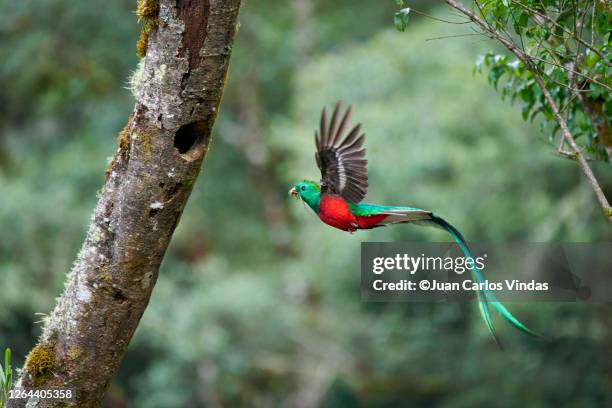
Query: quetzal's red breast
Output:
[[319, 195, 358, 231], [319, 194, 390, 231]]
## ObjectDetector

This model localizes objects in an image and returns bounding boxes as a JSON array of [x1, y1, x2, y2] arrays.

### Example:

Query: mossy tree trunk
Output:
[[8, 0, 241, 406]]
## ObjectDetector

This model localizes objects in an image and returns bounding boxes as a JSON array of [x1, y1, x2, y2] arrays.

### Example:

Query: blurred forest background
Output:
[[1, 0, 612, 407]]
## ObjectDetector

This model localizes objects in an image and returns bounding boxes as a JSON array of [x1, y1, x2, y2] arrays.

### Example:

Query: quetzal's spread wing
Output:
[[315, 102, 368, 204]]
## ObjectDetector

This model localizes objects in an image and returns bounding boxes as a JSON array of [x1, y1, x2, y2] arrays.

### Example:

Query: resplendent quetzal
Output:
[[289, 102, 539, 346]]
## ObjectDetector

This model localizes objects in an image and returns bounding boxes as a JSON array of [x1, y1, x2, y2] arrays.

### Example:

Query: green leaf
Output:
[[395, 0, 404, 6], [554, 45, 566, 56], [507, 59, 521, 76], [474, 54, 485, 74], [5, 348, 11, 384], [585, 51, 600, 69], [394, 8, 410, 32], [588, 83, 605, 99], [519, 84, 534, 102], [521, 100, 534, 121]]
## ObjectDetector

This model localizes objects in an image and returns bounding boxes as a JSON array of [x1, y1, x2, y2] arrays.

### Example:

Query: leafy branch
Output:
[[394, 0, 612, 222]]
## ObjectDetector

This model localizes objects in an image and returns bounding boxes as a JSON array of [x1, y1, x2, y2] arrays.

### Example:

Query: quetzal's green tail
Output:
[[350, 202, 541, 346], [429, 215, 541, 347]]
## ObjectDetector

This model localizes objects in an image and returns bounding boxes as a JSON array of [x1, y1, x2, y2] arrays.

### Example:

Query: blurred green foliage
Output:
[[0, 348, 13, 407], [1, 1, 611, 407]]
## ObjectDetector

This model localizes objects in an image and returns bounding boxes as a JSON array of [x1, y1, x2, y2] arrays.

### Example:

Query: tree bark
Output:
[[9, 0, 241, 406]]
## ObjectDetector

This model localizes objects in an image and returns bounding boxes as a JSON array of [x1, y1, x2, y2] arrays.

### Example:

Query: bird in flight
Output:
[[289, 102, 539, 346]]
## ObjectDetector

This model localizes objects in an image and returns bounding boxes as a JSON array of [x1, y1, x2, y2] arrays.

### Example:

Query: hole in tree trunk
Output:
[[113, 290, 128, 303], [174, 121, 208, 157]]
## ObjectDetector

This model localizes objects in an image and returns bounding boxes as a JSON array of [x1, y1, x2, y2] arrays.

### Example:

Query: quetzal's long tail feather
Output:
[[355, 203, 541, 345], [429, 215, 541, 346]]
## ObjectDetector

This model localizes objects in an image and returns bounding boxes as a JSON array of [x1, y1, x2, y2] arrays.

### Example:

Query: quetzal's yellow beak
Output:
[[288, 187, 298, 197]]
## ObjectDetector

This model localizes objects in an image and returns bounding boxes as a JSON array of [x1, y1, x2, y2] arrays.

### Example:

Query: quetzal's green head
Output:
[[289, 180, 320, 198], [289, 180, 321, 213]]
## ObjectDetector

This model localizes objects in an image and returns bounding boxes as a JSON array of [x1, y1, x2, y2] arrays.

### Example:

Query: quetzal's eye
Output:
[[301, 186, 306, 191]]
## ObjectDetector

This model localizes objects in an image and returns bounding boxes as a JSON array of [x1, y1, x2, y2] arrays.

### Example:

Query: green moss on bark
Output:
[[25, 344, 56, 386], [137, 0, 159, 20], [136, 0, 159, 57]]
